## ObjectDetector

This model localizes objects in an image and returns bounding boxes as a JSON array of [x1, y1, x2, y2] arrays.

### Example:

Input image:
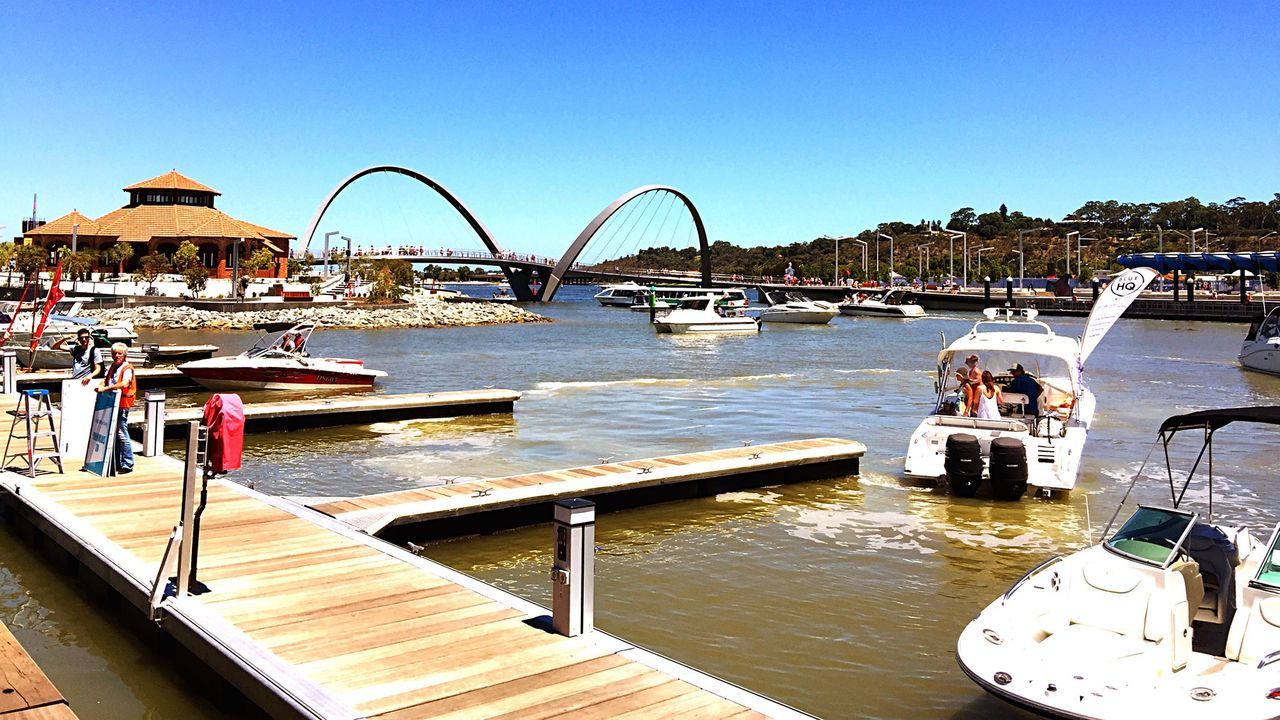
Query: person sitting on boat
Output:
[[1005, 364, 1040, 416], [53, 329, 104, 385], [279, 332, 304, 354], [974, 371, 1003, 420]]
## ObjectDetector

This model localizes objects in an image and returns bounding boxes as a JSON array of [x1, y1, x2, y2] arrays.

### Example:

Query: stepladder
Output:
[[3, 389, 64, 477]]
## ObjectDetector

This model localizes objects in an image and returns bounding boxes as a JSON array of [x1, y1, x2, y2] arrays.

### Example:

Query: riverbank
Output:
[[83, 295, 550, 330]]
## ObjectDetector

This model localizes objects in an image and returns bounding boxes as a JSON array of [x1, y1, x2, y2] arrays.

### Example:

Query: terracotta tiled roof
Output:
[[24, 210, 104, 237], [86, 205, 293, 244], [123, 170, 220, 195]]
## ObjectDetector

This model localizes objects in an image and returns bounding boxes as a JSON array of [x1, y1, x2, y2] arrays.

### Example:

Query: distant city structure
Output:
[[21, 170, 293, 278]]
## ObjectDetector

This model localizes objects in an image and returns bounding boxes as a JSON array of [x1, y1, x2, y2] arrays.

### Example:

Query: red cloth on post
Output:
[[202, 393, 244, 473]]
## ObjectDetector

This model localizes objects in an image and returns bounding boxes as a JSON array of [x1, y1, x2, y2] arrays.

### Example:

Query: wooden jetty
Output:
[[16, 367, 199, 393], [127, 390, 522, 437], [310, 438, 866, 538], [0, 619, 78, 719], [0, 452, 813, 719]]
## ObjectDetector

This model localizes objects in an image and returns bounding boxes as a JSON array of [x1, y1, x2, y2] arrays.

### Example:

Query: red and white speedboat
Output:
[[177, 322, 387, 390]]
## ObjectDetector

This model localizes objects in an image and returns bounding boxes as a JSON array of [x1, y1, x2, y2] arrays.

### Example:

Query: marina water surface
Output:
[[4, 284, 1279, 719]]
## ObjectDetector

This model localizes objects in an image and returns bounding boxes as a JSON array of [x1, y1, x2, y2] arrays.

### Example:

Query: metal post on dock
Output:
[[177, 420, 201, 596], [1005, 278, 1013, 306], [1092, 279, 1101, 302], [1, 350, 15, 395], [551, 498, 595, 637], [1187, 276, 1195, 303], [1173, 270, 1180, 302], [142, 390, 166, 457], [982, 277, 991, 304]]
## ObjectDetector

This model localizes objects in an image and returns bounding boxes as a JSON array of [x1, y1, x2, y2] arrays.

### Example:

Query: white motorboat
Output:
[[958, 407, 1280, 719], [652, 295, 760, 334], [594, 282, 644, 307], [838, 288, 925, 318], [0, 298, 137, 344], [1239, 306, 1280, 375], [904, 267, 1157, 498], [178, 322, 386, 390], [902, 308, 1095, 496], [757, 291, 839, 324], [630, 286, 750, 312]]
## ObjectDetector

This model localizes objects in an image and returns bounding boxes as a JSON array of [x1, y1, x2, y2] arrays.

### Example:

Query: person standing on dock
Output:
[[95, 342, 136, 474], [52, 329, 103, 385]]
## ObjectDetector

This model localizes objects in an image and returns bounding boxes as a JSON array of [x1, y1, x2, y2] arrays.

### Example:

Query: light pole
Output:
[[976, 246, 995, 276], [341, 236, 353, 292], [1065, 231, 1078, 276], [72, 223, 79, 254], [847, 238, 868, 281], [878, 233, 894, 280], [916, 243, 931, 281], [1190, 228, 1205, 253], [323, 230, 339, 276], [1078, 235, 1096, 278], [1016, 227, 1048, 291]]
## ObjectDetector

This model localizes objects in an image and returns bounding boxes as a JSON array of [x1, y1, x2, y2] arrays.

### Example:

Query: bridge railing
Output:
[[301, 247, 563, 266]]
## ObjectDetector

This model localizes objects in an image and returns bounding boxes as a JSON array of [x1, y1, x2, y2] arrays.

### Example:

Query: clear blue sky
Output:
[[1, 1, 1275, 258]]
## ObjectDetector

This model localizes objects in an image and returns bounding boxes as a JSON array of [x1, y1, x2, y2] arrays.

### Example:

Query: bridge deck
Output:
[[309, 438, 865, 536], [0, 454, 808, 719]]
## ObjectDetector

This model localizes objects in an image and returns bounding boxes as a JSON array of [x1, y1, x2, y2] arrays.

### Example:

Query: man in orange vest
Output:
[[96, 342, 137, 474]]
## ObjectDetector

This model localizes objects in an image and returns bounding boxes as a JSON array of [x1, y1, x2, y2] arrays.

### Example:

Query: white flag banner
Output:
[[1079, 266, 1159, 366]]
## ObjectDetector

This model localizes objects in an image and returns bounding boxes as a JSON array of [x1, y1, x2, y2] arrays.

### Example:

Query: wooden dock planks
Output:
[[310, 437, 866, 535], [126, 390, 522, 436], [0, 620, 78, 720], [0, 452, 812, 720]]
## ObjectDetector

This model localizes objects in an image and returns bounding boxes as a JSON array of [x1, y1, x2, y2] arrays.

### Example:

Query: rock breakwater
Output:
[[84, 297, 550, 330]]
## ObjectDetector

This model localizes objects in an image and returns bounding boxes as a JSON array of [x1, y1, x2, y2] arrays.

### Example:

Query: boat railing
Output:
[[931, 415, 1029, 433], [1001, 555, 1063, 605]]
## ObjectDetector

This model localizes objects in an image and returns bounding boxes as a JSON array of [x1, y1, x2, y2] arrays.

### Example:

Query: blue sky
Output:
[[1, 1, 1275, 258]]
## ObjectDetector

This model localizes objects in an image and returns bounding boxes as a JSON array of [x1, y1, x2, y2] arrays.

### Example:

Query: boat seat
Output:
[[999, 392, 1030, 417], [1170, 559, 1205, 626], [1040, 559, 1190, 674], [1185, 524, 1239, 624], [931, 415, 1028, 433], [1225, 595, 1280, 666]]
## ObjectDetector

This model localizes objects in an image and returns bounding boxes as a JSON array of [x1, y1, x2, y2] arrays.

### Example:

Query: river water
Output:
[[3, 285, 1279, 719]]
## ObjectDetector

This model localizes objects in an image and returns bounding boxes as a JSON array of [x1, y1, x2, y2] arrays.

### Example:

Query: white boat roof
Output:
[[938, 311, 1081, 367]]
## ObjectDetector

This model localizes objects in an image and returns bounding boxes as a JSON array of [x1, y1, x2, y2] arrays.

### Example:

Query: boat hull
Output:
[[653, 320, 760, 334], [178, 366, 379, 391], [759, 309, 838, 324], [838, 304, 925, 318], [1239, 341, 1280, 375]]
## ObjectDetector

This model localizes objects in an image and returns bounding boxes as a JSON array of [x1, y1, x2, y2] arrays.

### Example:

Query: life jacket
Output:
[[109, 360, 137, 409]]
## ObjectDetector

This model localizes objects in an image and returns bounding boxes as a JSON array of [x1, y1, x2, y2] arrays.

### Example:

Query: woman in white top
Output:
[[975, 370, 1003, 420]]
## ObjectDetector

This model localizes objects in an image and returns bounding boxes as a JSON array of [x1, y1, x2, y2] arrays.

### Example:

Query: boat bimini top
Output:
[[1104, 406, 1280, 539]]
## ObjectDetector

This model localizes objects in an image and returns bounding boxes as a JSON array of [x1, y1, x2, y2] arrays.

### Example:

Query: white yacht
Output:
[[902, 308, 1094, 496], [758, 291, 839, 324], [0, 298, 137, 344], [631, 286, 749, 312], [837, 288, 925, 318], [1239, 306, 1280, 375], [593, 282, 644, 307], [652, 295, 760, 334], [958, 407, 1280, 719]]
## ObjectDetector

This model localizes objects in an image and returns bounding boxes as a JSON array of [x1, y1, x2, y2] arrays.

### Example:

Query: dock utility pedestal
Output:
[[3, 389, 63, 477], [551, 498, 595, 638]]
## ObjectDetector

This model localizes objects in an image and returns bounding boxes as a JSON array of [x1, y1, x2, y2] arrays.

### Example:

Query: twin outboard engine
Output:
[[944, 434, 983, 497], [988, 437, 1029, 500]]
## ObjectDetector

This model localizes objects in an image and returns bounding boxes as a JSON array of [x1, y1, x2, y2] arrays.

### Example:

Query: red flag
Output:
[[30, 261, 65, 351]]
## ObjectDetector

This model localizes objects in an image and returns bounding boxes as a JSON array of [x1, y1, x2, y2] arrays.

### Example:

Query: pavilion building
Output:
[[21, 170, 293, 278]]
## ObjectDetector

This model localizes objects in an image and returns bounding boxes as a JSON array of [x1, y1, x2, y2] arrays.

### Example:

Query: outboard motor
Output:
[[988, 437, 1029, 500], [944, 433, 983, 497]]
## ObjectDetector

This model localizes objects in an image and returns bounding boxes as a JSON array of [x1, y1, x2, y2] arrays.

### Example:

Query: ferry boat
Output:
[[652, 295, 760, 334], [837, 288, 924, 318], [903, 308, 1094, 497], [1239, 306, 1280, 375], [593, 282, 644, 307], [758, 291, 839, 324], [178, 322, 386, 390], [630, 286, 750, 312], [958, 407, 1280, 719]]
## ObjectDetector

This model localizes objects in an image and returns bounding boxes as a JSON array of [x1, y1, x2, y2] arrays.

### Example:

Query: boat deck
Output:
[[0, 619, 78, 720], [309, 438, 865, 536], [0, 454, 810, 719]]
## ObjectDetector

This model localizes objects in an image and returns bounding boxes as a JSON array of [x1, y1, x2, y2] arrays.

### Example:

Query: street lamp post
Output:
[[916, 243, 931, 281], [341, 236, 353, 291], [847, 239, 868, 281], [231, 237, 244, 300], [878, 233, 894, 281], [1016, 227, 1048, 292], [1065, 231, 1078, 276], [1078, 236, 1096, 278], [976, 246, 995, 276], [1190, 228, 1205, 253], [72, 223, 79, 254], [323, 230, 339, 276]]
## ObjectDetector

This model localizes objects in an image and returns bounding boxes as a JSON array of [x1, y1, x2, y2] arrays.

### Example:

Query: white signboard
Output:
[[1079, 267, 1159, 366], [59, 379, 97, 462], [84, 390, 120, 476]]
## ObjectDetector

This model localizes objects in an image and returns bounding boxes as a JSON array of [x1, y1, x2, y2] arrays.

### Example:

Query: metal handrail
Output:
[[1258, 649, 1280, 669], [1002, 555, 1063, 605]]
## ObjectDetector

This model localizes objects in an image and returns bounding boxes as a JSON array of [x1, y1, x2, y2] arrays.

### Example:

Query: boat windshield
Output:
[[1251, 523, 1280, 591], [1257, 308, 1280, 340], [679, 298, 711, 310], [1104, 506, 1197, 568]]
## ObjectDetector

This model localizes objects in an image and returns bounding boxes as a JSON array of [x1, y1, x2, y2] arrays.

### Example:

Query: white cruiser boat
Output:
[[594, 282, 644, 307], [903, 308, 1094, 496], [631, 286, 750, 312], [958, 407, 1280, 719], [757, 291, 839, 324], [838, 288, 925, 318], [1239, 306, 1280, 375], [652, 295, 760, 334], [178, 322, 386, 390], [0, 298, 137, 344]]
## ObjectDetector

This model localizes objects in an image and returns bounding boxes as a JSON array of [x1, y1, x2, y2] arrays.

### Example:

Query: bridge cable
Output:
[[583, 191, 645, 266], [605, 190, 661, 266]]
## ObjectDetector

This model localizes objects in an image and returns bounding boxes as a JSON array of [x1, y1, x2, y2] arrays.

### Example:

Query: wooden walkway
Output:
[[0, 454, 811, 719], [16, 367, 197, 393], [310, 438, 866, 536], [126, 390, 521, 437], [0, 620, 77, 720]]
